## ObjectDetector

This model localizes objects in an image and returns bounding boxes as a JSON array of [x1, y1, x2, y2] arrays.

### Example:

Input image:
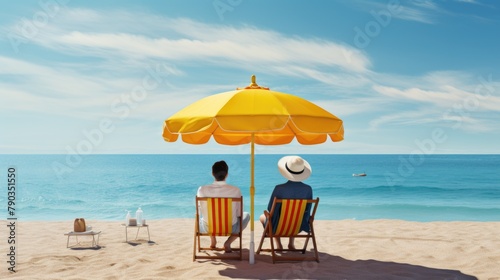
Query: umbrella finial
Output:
[[237, 75, 270, 90], [250, 75, 257, 86]]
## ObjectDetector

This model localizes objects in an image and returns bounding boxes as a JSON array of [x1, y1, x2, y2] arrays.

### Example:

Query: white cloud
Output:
[[394, 5, 436, 24], [268, 65, 372, 89], [373, 85, 459, 104], [355, 0, 493, 25], [412, 0, 440, 10], [0, 56, 112, 99], [456, 0, 478, 3], [0, 8, 375, 134], [4, 9, 371, 75], [1, 7, 499, 154], [316, 97, 386, 117], [368, 110, 435, 130], [373, 82, 500, 112], [353, 0, 437, 24], [368, 72, 500, 133]]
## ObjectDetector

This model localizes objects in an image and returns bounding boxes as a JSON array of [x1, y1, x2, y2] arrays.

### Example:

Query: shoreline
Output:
[[1, 219, 499, 279]]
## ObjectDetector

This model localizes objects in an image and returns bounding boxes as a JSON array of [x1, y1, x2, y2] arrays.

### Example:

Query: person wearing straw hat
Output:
[[259, 155, 313, 250]]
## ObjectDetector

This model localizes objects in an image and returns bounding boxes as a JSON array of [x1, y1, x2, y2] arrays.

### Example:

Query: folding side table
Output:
[[121, 223, 150, 242]]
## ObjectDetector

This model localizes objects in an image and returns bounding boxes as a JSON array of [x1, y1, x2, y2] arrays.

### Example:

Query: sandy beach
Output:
[[2, 219, 499, 279]]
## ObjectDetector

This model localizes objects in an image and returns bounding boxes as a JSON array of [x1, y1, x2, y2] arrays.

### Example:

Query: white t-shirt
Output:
[[197, 181, 242, 225]]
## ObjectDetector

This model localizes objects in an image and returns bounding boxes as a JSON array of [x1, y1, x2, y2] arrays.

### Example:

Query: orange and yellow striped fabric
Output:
[[207, 198, 233, 236], [275, 199, 307, 236]]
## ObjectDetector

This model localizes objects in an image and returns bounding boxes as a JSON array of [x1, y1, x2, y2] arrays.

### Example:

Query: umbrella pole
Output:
[[249, 133, 255, 264]]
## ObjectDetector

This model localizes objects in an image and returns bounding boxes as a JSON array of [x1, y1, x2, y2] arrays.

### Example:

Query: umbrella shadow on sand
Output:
[[216, 250, 478, 280]]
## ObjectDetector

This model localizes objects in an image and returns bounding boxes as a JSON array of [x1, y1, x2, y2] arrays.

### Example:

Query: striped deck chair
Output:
[[193, 196, 243, 261], [257, 197, 320, 263]]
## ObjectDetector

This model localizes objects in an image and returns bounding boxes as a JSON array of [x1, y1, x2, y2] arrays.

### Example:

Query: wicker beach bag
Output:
[[73, 218, 86, 232]]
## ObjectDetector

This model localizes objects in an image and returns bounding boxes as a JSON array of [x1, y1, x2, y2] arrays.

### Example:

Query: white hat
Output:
[[278, 156, 312, 182]]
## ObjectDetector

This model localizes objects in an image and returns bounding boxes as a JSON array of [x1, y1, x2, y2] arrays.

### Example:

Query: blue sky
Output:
[[1, 0, 499, 154]]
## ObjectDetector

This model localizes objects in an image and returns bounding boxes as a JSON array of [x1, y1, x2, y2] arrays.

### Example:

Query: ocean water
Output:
[[1, 154, 499, 222]]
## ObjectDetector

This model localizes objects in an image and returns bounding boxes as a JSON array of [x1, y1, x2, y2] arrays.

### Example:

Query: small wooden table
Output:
[[64, 231, 101, 248], [121, 223, 150, 242]]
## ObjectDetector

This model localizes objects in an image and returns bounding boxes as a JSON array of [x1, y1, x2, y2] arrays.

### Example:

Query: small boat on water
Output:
[[352, 173, 367, 177]]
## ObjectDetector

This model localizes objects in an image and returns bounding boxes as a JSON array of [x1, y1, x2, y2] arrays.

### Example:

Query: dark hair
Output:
[[212, 160, 229, 181]]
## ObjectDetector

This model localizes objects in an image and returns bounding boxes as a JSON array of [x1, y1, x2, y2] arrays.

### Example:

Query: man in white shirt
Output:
[[197, 160, 250, 252]]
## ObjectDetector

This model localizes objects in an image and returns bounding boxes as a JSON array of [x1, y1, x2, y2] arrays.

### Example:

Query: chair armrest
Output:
[[263, 210, 270, 218]]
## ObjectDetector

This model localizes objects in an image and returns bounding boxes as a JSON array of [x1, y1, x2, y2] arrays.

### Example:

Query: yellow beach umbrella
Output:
[[163, 75, 343, 263]]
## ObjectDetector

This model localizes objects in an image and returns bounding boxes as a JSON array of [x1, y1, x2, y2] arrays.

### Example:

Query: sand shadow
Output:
[[126, 240, 156, 246], [216, 250, 478, 280], [69, 245, 103, 250]]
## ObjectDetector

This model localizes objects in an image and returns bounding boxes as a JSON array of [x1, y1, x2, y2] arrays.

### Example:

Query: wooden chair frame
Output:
[[193, 196, 243, 261], [257, 197, 320, 263]]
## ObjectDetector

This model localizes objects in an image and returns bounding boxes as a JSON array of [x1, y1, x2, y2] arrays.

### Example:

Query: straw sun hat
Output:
[[277, 156, 312, 182]]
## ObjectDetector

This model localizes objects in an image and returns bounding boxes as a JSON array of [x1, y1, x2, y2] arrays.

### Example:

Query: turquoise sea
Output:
[[1, 154, 499, 222]]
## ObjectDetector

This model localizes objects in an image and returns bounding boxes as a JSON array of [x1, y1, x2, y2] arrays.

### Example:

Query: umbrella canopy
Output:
[[163, 75, 343, 263], [163, 76, 343, 145]]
